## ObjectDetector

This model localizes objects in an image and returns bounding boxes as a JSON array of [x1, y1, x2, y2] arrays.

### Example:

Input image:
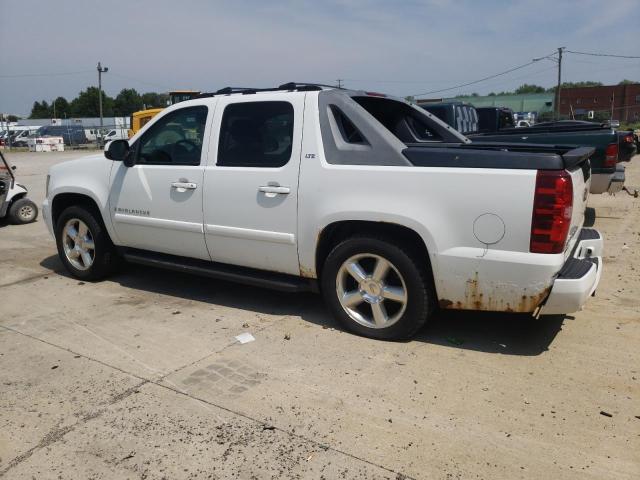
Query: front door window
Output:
[[136, 106, 208, 166]]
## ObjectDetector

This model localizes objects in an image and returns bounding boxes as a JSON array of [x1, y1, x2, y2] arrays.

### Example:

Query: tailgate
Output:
[[564, 155, 591, 259]]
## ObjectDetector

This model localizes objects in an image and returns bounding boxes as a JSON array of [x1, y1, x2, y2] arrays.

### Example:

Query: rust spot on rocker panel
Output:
[[439, 299, 454, 308], [438, 272, 551, 313], [299, 265, 317, 279]]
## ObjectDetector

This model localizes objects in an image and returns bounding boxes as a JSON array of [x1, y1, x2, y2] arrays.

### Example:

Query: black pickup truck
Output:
[[419, 103, 623, 194]]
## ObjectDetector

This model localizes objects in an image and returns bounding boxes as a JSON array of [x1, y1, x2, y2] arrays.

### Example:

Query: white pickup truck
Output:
[[43, 83, 603, 340]]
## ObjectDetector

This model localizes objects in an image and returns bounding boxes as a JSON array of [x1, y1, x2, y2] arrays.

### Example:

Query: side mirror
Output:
[[105, 139, 134, 166]]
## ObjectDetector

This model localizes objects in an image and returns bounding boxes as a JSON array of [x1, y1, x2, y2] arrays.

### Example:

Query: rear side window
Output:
[[217, 101, 293, 167], [329, 105, 368, 145]]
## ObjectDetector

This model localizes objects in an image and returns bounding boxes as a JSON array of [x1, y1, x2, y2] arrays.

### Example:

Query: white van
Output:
[[11, 127, 40, 147], [84, 128, 99, 142], [102, 128, 129, 142]]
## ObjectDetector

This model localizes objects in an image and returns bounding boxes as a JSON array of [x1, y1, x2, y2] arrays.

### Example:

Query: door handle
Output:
[[258, 185, 290, 195], [171, 181, 197, 190]]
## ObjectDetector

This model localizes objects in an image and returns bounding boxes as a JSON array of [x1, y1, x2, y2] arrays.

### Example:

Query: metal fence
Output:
[[0, 121, 130, 150]]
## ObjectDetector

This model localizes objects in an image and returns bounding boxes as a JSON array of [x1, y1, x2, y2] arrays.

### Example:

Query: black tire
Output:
[[320, 235, 434, 340], [55, 205, 119, 280], [8, 197, 38, 224]]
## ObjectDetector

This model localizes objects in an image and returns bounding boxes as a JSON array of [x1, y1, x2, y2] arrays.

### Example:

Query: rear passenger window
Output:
[[217, 101, 293, 167]]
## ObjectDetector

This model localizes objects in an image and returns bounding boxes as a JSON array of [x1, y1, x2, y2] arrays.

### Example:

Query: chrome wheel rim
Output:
[[18, 205, 35, 221], [336, 253, 407, 329], [62, 218, 95, 271]]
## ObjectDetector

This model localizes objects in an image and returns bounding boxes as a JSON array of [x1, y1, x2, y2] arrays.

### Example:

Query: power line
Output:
[[412, 52, 557, 97], [467, 66, 557, 92], [566, 50, 640, 59]]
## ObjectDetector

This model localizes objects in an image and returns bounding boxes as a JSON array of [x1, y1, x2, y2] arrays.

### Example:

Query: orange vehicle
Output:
[[128, 90, 200, 137]]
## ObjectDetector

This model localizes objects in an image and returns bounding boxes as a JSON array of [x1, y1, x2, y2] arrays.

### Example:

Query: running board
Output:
[[122, 249, 315, 293]]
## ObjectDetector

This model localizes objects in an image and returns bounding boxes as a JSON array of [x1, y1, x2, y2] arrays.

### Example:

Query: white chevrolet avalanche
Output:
[[42, 83, 603, 340]]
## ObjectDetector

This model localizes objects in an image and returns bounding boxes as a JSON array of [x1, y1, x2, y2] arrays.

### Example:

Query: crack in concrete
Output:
[[0, 324, 415, 480], [0, 271, 52, 289], [0, 381, 147, 477]]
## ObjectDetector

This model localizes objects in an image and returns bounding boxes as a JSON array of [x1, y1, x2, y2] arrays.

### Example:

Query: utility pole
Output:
[[3, 114, 11, 150], [555, 47, 564, 120], [610, 91, 615, 121], [97, 62, 109, 144], [336, 79, 344, 89], [1, 114, 6, 151]]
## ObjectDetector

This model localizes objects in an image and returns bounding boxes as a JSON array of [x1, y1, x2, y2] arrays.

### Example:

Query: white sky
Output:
[[1, 0, 639, 116]]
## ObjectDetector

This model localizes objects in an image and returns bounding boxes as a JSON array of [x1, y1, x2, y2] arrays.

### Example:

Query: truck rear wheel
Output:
[[55, 205, 119, 280], [321, 235, 433, 340]]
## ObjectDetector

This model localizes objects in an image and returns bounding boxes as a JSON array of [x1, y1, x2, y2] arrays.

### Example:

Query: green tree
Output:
[[69, 87, 114, 117], [514, 84, 546, 94], [29, 100, 52, 119], [548, 81, 603, 92], [618, 79, 637, 85], [51, 96, 70, 118], [7, 114, 20, 122], [113, 88, 143, 116], [141, 92, 169, 109]]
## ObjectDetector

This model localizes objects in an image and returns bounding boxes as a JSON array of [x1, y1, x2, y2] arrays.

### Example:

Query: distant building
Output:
[[558, 83, 640, 123]]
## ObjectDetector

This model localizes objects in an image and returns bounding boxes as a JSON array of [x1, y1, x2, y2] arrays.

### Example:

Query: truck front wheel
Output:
[[321, 236, 434, 340], [55, 205, 119, 280]]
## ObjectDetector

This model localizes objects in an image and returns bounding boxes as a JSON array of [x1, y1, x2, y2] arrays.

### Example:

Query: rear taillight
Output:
[[530, 170, 573, 254], [623, 134, 634, 143], [604, 143, 618, 167]]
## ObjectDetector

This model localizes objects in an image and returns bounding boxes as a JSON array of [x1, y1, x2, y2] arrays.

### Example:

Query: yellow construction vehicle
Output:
[[128, 90, 200, 137]]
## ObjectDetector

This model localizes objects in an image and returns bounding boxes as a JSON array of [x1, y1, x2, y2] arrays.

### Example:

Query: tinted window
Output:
[[217, 101, 293, 167], [330, 105, 368, 145], [137, 106, 207, 165]]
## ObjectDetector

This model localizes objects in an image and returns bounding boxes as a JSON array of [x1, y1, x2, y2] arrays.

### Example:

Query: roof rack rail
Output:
[[278, 82, 344, 90], [197, 82, 340, 99], [215, 87, 260, 95]]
